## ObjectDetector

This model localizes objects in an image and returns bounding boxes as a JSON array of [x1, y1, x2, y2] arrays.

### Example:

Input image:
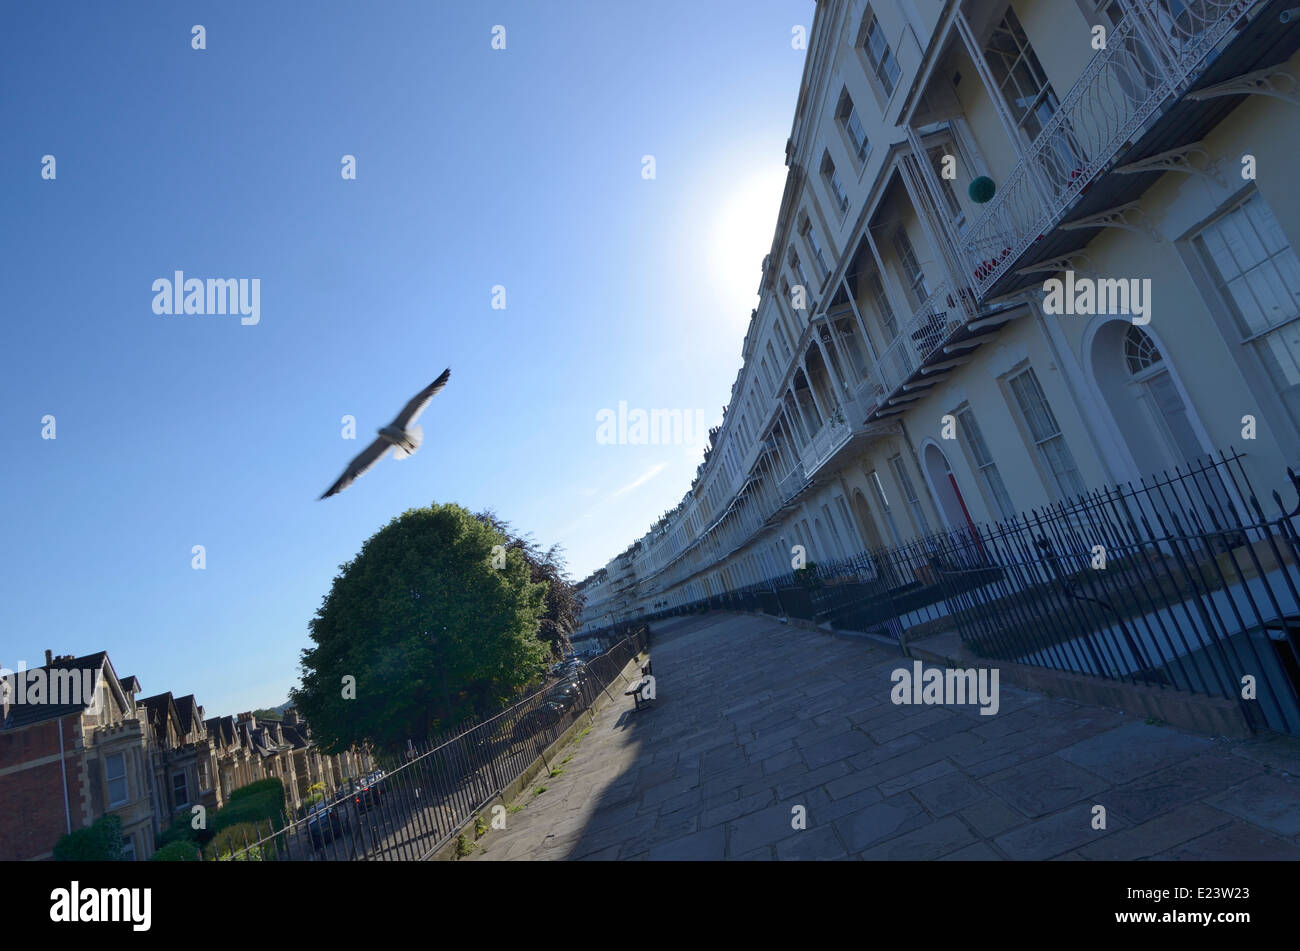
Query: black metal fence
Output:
[[218, 629, 647, 860], [650, 451, 1300, 736]]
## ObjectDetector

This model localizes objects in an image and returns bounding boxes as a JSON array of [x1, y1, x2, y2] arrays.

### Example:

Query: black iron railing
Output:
[[217, 630, 647, 861], [646, 451, 1300, 736]]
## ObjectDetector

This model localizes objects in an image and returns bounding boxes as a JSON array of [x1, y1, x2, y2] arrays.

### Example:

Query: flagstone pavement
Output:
[[465, 612, 1300, 860]]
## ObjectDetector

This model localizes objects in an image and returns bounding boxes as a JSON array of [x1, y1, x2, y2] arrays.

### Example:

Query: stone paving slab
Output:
[[466, 613, 1300, 860]]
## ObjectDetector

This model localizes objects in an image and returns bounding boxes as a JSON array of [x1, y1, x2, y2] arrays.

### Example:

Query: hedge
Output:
[[149, 840, 200, 861], [210, 821, 276, 860], [210, 778, 286, 837], [157, 815, 204, 849], [53, 814, 124, 862], [227, 778, 285, 806]]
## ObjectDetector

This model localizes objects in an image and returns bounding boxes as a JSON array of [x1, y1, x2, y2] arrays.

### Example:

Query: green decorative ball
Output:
[[969, 176, 996, 204]]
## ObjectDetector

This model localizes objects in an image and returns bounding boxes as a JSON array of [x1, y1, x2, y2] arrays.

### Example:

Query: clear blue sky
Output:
[[0, 1, 812, 716]]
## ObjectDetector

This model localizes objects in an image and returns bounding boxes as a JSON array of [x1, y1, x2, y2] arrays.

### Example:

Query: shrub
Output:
[[793, 563, 822, 589], [53, 814, 124, 862], [149, 840, 200, 861], [227, 778, 285, 807], [211, 778, 286, 837], [210, 820, 275, 860], [156, 816, 200, 849]]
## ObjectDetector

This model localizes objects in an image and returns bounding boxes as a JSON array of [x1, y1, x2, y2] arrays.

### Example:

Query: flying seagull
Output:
[[319, 367, 451, 499]]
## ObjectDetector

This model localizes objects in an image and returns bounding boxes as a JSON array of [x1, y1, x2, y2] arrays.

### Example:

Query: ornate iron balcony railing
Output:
[[859, 281, 964, 417], [961, 0, 1255, 297]]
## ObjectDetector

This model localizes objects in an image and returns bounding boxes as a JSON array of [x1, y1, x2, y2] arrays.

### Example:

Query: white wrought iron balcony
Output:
[[776, 462, 808, 505], [799, 403, 855, 477], [858, 281, 965, 417], [961, 0, 1257, 297]]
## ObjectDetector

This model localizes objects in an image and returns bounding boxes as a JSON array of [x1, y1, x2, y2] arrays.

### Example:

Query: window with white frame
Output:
[[983, 9, 1060, 142], [867, 271, 899, 342], [892, 227, 930, 306], [834, 316, 871, 380], [835, 496, 861, 555], [860, 8, 902, 98], [105, 752, 128, 806], [789, 248, 809, 290], [869, 469, 906, 546], [821, 504, 847, 558], [803, 217, 831, 282], [836, 89, 871, 165], [926, 143, 966, 233], [1193, 192, 1300, 434], [957, 406, 1016, 520], [775, 319, 792, 360], [1006, 367, 1088, 499], [821, 151, 850, 218], [889, 454, 931, 535], [986, 8, 1086, 179], [121, 836, 136, 862]]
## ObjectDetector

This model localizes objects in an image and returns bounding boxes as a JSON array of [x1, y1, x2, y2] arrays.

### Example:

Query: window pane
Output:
[[1009, 369, 1086, 499], [1199, 196, 1300, 338]]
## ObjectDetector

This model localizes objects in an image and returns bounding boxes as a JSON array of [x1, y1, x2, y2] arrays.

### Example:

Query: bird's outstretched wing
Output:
[[319, 437, 390, 499], [390, 367, 451, 430]]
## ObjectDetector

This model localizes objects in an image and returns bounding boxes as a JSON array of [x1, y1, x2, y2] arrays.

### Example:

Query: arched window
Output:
[[1124, 325, 1162, 375]]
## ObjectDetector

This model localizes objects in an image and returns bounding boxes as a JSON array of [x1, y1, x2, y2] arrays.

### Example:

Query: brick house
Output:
[[2, 648, 376, 859], [0, 652, 157, 861]]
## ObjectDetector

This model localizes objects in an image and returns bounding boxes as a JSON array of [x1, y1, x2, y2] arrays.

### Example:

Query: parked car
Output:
[[350, 770, 385, 811], [306, 801, 348, 848], [544, 685, 583, 717], [511, 700, 566, 741]]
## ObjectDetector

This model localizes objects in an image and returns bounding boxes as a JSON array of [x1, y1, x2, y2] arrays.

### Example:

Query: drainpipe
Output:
[[58, 717, 71, 835]]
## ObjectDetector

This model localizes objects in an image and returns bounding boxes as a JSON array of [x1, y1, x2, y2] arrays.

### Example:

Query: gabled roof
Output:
[[279, 722, 310, 749], [204, 714, 238, 748], [139, 692, 183, 746], [2, 652, 130, 730], [173, 694, 202, 736]]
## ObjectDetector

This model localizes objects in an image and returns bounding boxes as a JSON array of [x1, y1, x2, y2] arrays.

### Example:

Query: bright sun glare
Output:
[[712, 164, 789, 324]]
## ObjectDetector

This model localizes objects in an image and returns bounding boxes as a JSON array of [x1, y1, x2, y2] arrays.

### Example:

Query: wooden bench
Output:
[[624, 677, 653, 710]]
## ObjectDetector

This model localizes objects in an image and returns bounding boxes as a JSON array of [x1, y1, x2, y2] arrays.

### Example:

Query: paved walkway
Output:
[[466, 613, 1300, 860]]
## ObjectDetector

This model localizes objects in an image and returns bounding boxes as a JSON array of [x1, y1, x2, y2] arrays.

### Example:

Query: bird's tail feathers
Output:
[[391, 424, 422, 460]]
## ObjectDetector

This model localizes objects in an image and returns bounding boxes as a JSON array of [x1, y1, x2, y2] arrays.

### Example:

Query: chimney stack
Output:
[[45, 649, 53, 666]]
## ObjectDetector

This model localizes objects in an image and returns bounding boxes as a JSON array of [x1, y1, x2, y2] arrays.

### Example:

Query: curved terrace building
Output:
[[579, 0, 1300, 733]]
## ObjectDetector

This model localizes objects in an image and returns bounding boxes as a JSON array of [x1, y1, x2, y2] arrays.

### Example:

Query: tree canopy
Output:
[[290, 503, 551, 752], [472, 509, 583, 660]]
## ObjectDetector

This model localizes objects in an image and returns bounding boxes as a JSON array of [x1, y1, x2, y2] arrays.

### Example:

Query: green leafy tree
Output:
[[473, 509, 583, 660], [290, 503, 549, 752]]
